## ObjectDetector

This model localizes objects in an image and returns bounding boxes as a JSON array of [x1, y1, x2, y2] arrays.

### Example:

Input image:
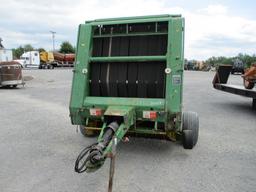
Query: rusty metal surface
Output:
[[212, 65, 232, 85], [53, 52, 75, 62], [244, 63, 256, 81], [0, 61, 20, 65], [0, 61, 22, 85], [53, 52, 65, 61], [64, 54, 75, 62]]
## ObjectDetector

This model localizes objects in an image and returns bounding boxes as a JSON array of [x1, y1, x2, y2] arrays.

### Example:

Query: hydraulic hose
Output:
[[74, 121, 119, 173]]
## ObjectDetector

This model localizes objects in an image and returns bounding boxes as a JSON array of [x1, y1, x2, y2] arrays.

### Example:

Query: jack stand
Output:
[[108, 137, 117, 192]]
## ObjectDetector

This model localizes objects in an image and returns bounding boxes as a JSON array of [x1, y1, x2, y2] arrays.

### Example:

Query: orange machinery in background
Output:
[[243, 63, 256, 89]]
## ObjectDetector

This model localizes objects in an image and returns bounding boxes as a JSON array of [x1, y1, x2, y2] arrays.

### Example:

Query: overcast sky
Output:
[[0, 0, 255, 60]]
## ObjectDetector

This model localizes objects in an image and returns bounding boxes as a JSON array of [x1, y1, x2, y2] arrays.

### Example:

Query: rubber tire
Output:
[[47, 65, 54, 69], [182, 111, 199, 149], [243, 79, 254, 89], [12, 85, 17, 88], [79, 125, 97, 137], [183, 130, 194, 149]]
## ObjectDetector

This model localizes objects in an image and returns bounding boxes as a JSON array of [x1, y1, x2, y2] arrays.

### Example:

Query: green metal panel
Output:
[[84, 97, 165, 110], [87, 14, 180, 23], [104, 106, 135, 129], [86, 14, 181, 26], [90, 56, 166, 63], [86, 18, 168, 26], [165, 18, 184, 114], [69, 24, 92, 124]]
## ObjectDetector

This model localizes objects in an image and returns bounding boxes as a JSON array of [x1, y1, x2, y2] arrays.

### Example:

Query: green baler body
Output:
[[69, 14, 185, 140]]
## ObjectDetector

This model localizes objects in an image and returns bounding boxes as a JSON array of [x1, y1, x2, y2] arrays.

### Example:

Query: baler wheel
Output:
[[182, 111, 199, 149], [243, 79, 254, 89], [79, 125, 97, 137], [182, 130, 194, 149]]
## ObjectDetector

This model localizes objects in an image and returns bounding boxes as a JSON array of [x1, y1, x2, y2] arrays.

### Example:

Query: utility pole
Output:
[[0, 37, 4, 48], [50, 31, 56, 51]]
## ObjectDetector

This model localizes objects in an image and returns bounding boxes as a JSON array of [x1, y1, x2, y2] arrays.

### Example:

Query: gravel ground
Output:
[[0, 69, 255, 192]]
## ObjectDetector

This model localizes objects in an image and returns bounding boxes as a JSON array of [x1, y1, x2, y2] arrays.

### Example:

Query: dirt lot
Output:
[[0, 69, 255, 192]]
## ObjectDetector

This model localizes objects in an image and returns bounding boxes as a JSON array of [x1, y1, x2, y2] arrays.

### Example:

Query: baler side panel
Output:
[[70, 24, 92, 124], [165, 18, 184, 115]]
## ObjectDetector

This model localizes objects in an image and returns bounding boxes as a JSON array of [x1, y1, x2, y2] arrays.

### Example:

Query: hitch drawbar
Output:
[[75, 121, 127, 192], [74, 121, 121, 173], [74, 106, 134, 192], [75, 106, 134, 173]]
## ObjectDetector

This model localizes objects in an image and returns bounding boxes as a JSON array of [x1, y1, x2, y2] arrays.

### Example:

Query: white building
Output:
[[0, 49, 13, 62]]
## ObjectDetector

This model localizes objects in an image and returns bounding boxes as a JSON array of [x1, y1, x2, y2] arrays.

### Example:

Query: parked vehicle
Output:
[[0, 61, 23, 88], [40, 51, 75, 69], [213, 65, 256, 110], [231, 59, 244, 74], [184, 60, 194, 70], [52, 51, 75, 66], [15, 51, 75, 69], [15, 51, 40, 68]]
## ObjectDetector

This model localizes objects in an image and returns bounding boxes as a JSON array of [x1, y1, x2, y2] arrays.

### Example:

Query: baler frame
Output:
[[70, 15, 185, 140], [70, 15, 199, 180]]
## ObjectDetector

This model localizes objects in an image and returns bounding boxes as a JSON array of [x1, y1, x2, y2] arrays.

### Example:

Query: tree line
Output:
[[12, 41, 256, 68], [204, 53, 256, 68], [12, 41, 75, 59]]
